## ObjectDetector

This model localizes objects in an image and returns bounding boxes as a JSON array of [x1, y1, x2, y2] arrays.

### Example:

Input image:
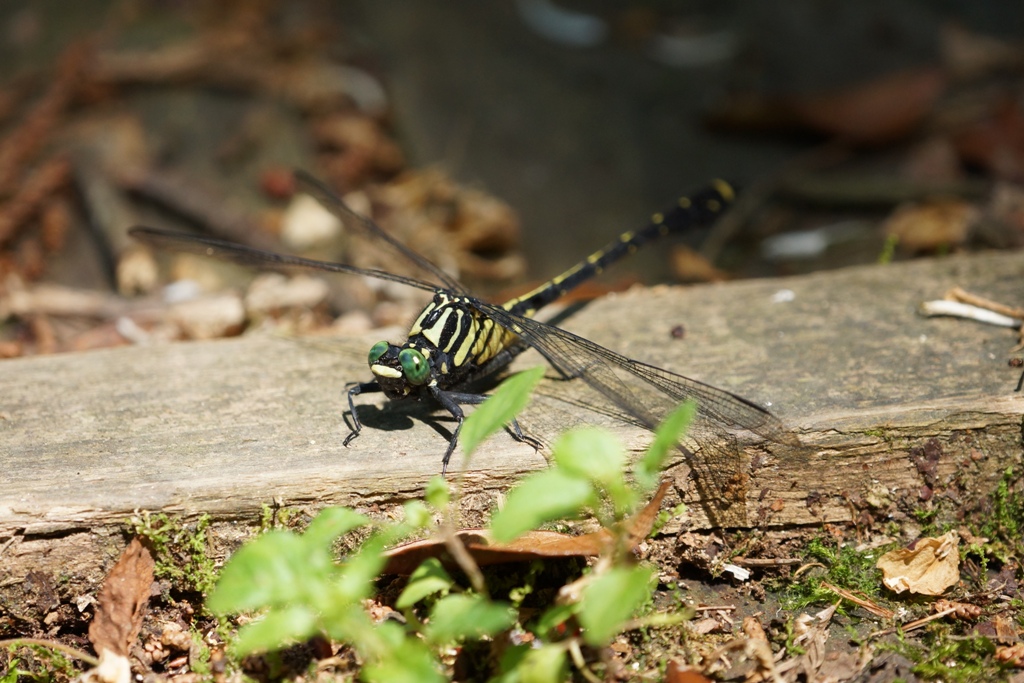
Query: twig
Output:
[[0, 42, 90, 195], [792, 561, 826, 578], [0, 637, 99, 667], [0, 72, 39, 129], [439, 518, 488, 598], [921, 286, 1024, 351], [819, 580, 896, 620], [946, 286, 1024, 320], [869, 607, 957, 639], [918, 300, 1022, 328], [93, 41, 388, 115], [0, 282, 161, 322], [568, 640, 602, 683], [732, 556, 803, 567], [0, 157, 71, 247]]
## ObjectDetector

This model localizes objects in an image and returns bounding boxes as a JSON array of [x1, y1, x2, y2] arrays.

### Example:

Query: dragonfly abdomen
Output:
[[504, 180, 735, 317]]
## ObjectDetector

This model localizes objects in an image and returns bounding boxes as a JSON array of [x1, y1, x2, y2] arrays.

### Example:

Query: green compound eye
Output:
[[368, 341, 390, 365], [399, 348, 430, 385]]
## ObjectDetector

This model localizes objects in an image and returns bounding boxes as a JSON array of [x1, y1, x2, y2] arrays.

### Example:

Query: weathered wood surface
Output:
[[2, 251, 1023, 572]]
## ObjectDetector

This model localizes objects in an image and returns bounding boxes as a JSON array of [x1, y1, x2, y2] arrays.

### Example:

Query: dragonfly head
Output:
[[368, 340, 432, 397]]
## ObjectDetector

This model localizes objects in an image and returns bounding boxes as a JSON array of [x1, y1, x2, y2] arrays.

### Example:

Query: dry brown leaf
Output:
[[882, 199, 979, 251], [382, 481, 670, 574], [742, 615, 768, 642], [666, 659, 714, 683], [954, 100, 1024, 183], [88, 537, 155, 657], [788, 67, 946, 144], [82, 538, 155, 683], [994, 614, 1021, 643], [995, 643, 1024, 667], [876, 531, 960, 596]]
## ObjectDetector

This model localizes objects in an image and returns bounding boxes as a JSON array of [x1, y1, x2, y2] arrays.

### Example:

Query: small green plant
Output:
[[205, 366, 696, 681], [877, 233, 899, 264], [0, 644, 78, 683], [976, 467, 1024, 560], [880, 629, 1008, 682], [785, 536, 889, 610], [129, 511, 218, 595]]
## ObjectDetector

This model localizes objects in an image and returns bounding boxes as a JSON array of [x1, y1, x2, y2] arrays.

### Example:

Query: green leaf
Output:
[[335, 534, 390, 603], [206, 531, 314, 614], [493, 643, 568, 683], [490, 469, 596, 543], [517, 644, 569, 683], [232, 604, 318, 655], [553, 427, 624, 483], [553, 428, 636, 516], [401, 499, 433, 531], [424, 476, 450, 510], [362, 635, 445, 683], [0, 657, 25, 683], [634, 400, 696, 491], [320, 604, 378, 650], [302, 507, 369, 548], [578, 565, 654, 645], [395, 558, 454, 609], [459, 365, 546, 458], [424, 594, 516, 644]]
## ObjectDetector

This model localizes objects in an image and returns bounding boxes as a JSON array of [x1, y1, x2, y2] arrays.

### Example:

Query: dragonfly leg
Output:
[[343, 381, 381, 446], [507, 416, 544, 451], [445, 390, 543, 453], [430, 386, 467, 475]]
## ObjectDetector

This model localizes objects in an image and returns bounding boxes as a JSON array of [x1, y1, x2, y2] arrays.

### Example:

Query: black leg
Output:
[[343, 381, 381, 446], [440, 390, 543, 462], [506, 416, 544, 451], [429, 385, 466, 475]]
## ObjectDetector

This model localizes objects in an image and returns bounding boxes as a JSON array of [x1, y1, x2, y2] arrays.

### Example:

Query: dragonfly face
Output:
[[367, 339, 433, 398]]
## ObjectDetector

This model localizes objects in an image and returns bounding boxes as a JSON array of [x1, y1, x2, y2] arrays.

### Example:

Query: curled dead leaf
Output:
[[88, 537, 155, 657], [383, 481, 670, 575], [876, 531, 960, 596], [80, 538, 154, 683]]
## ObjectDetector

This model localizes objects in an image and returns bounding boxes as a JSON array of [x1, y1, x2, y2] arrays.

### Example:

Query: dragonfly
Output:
[[131, 171, 797, 525]]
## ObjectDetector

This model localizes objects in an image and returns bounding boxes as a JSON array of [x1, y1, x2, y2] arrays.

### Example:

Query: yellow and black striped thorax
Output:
[[408, 291, 516, 371]]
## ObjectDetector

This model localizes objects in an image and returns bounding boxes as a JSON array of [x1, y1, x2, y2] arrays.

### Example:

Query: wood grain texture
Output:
[[2, 251, 1023, 575]]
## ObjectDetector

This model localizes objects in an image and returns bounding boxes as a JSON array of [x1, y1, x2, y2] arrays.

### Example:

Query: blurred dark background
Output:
[[1, 0, 1023, 354]]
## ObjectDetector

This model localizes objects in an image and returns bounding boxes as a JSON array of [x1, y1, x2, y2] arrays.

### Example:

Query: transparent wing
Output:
[[295, 171, 469, 295], [132, 169, 472, 296], [477, 301, 798, 526], [129, 226, 444, 295]]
